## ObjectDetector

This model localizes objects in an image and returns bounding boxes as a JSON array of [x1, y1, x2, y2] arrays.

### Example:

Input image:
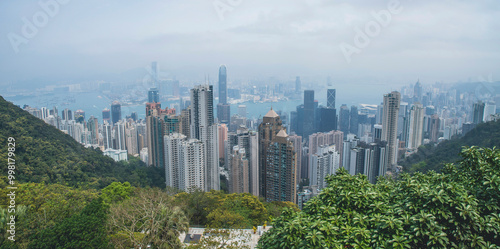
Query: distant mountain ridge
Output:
[[401, 119, 500, 173], [0, 96, 164, 189]]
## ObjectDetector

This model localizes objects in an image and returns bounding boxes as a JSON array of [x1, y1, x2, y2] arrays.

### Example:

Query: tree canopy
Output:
[[258, 146, 500, 248]]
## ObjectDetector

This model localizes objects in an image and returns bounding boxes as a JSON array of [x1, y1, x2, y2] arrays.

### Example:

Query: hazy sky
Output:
[[1, 0, 499, 88]]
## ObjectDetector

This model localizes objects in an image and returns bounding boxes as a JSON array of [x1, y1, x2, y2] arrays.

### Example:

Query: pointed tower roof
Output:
[[276, 129, 288, 137], [264, 108, 279, 118]]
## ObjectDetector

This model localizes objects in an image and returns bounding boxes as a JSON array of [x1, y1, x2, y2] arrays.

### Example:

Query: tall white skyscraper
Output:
[[190, 85, 220, 191], [164, 133, 206, 191], [310, 145, 340, 190], [408, 103, 424, 150], [382, 91, 401, 170]]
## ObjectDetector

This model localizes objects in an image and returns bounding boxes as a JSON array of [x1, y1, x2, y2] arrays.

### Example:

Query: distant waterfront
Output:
[[5, 92, 302, 122]]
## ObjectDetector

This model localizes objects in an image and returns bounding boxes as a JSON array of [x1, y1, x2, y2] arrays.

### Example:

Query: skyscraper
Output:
[[303, 90, 315, 138], [258, 108, 284, 199], [382, 91, 401, 169], [219, 65, 227, 104], [339, 105, 350, 136], [148, 88, 160, 103], [111, 101, 121, 125], [473, 101, 485, 124], [310, 145, 340, 190], [295, 76, 301, 93], [102, 108, 111, 124], [190, 85, 219, 191], [217, 103, 231, 124], [164, 133, 205, 191], [327, 89, 336, 109], [408, 103, 424, 150], [429, 114, 441, 143], [350, 105, 359, 135], [226, 127, 259, 196], [264, 129, 297, 203]]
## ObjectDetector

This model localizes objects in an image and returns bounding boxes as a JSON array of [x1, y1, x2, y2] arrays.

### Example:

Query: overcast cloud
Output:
[[0, 0, 499, 87]]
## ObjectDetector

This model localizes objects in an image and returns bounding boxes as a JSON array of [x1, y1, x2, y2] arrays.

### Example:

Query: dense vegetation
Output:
[[258, 147, 500, 248], [401, 120, 500, 173], [0, 96, 165, 189]]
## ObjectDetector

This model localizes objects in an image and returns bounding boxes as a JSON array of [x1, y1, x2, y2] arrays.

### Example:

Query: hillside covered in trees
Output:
[[0, 96, 164, 189], [401, 120, 500, 173]]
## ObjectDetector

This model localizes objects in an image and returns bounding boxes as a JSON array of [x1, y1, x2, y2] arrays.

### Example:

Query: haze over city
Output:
[[1, 0, 499, 89]]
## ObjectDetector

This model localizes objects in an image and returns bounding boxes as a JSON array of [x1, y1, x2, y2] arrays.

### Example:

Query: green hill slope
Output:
[[0, 96, 164, 189], [401, 119, 500, 173]]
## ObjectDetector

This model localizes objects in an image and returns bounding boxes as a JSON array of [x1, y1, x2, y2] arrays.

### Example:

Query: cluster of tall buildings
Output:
[[24, 70, 500, 207]]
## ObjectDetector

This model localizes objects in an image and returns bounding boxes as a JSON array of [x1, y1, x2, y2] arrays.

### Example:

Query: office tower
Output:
[[217, 103, 231, 124], [219, 65, 227, 104], [382, 91, 401, 169], [148, 88, 160, 103], [484, 102, 497, 122], [218, 124, 228, 160], [151, 61, 158, 87], [136, 121, 147, 152], [130, 112, 138, 121], [408, 103, 424, 150], [145, 102, 175, 168], [310, 145, 340, 190], [238, 105, 247, 118], [125, 122, 139, 156], [425, 106, 435, 116], [103, 122, 113, 150], [327, 89, 336, 109], [190, 85, 220, 191], [373, 124, 383, 142], [180, 109, 191, 138], [164, 133, 205, 191], [308, 130, 344, 170], [62, 108, 72, 121], [74, 110, 85, 122], [350, 106, 359, 135], [462, 122, 475, 136], [87, 116, 99, 145], [339, 105, 350, 136], [259, 108, 285, 200], [365, 141, 388, 184], [473, 102, 485, 124], [295, 76, 301, 93], [318, 107, 337, 133], [229, 146, 250, 194], [164, 133, 186, 190], [303, 90, 315, 138], [288, 134, 303, 182], [264, 129, 297, 203], [429, 114, 441, 143], [293, 105, 304, 136], [102, 108, 111, 123], [226, 127, 259, 196], [113, 120, 127, 151], [376, 104, 383, 124], [414, 80, 423, 102], [111, 101, 122, 125]]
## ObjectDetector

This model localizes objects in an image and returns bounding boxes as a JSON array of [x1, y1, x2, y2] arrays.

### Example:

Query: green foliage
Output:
[[259, 147, 500, 248], [207, 193, 268, 228], [101, 181, 134, 204], [0, 96, 165, 189], [29, 197, 112, 249], [0, 181, 98, 247], [107, 187, 189, 248], [401, 120, 500, 173]]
